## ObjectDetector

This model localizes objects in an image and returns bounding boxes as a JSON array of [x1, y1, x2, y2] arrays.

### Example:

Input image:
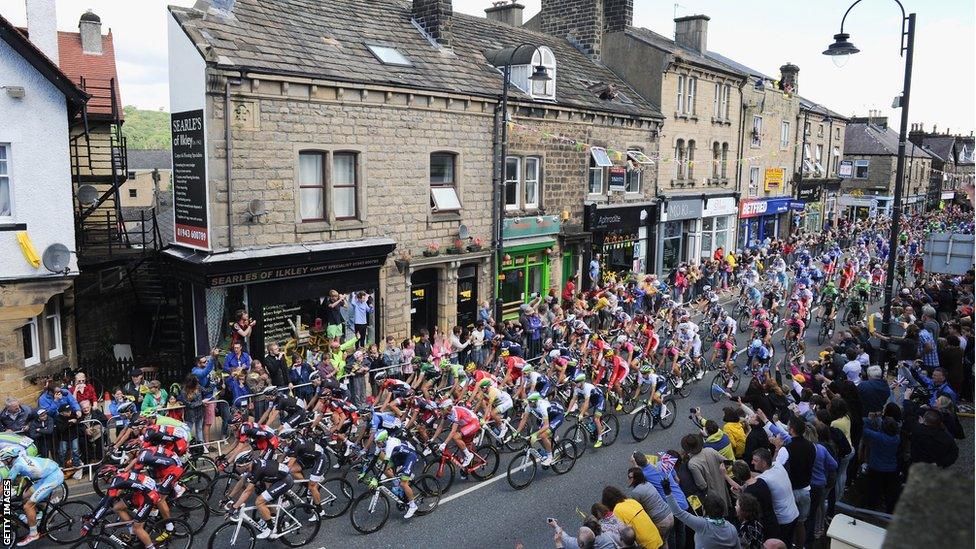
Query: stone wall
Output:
[[740, 83, 799, 198]]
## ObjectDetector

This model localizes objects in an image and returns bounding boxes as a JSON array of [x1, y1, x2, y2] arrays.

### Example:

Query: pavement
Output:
[[36, 295, 974, 549]]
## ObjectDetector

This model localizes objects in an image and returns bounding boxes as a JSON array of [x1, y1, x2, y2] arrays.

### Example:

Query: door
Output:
[[410, 269, 439, 337], [456, 265, 478, 330]]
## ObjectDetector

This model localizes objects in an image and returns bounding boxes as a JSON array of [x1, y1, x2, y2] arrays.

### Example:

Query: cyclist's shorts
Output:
[[131, 490, 161, 521], [789, 323, 802, 334], [609, 365, 629, 386], [391, 451, 418, 480], [459, 420, 480, 442], [156, 464, 185, 495], [589, 394, 605, 416], [302, 455, 327, 482], [548, 413, 565, 432], [29, 469, 65, 504], [494, 396, 513, 415], [259, 475, 295, 502]]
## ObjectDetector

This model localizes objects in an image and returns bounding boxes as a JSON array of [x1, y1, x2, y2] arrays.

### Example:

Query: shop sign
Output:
[[663, 198, 703, 221], [941, 191, 955, 200], [503, 215, 561, 239], [206, 255, 387, 286], [585, 204, 652, 231], [764, 168, 785, 192], [838, 160, 854, 178], [739, 197, 797, 219], [702, 196, 737, 217], [171, 109, 211, 250], [608, 167, 627, 192], [797, 182, 822, 201]]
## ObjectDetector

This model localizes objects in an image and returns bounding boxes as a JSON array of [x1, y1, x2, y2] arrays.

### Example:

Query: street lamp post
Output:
[[823, 0, 915, 339], [486, 44, 551, 323]]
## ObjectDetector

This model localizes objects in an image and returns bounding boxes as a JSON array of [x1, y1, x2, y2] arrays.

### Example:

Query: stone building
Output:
[[123, 149, 172, 209], [908, 124, 972, 210], [165, 0, 660, 358], [0, 10, 88, 400], [795, 97, 848, 232], [842, 114, 932, 219]]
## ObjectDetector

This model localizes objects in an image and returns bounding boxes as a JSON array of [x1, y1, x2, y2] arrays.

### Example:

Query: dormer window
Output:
[[529, 47, 556, 99]]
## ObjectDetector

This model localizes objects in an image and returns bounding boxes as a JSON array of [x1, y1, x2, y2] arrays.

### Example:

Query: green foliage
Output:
[[123, 106, 171, 150]]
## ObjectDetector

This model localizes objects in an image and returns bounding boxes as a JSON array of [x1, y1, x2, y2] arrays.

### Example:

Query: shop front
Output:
[[163, 238, 396, 361], [656, 196, 703, 274], [498, 216, 561, 319], [905, 194, 926, 214], [939, 190, 957, 210], [738, 197, 804, 249], [584, 203, 656, 282], [796, 181, 825, 232], [697, 195, 738, 262], [839, 193, 892, 220]]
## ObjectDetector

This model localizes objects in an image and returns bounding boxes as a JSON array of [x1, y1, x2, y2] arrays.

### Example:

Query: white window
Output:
[[626, 150, 653, 165], [720, 143, 729, 178], [687, 140, 696, 179], [854, 159, 869, 179], [713, 83, 720, 117], [711, 143, 721, 178], [332, 152, 358, 220], [530, 47, 557, 100], [45, 298, 63, 358], [590, 147, 613, 167], [366, 45, 412, 66], [780, 121, 790, 150], [22, 317, 39, 366], [751, 116, 763, 147], [722, 84, 731, 119], [298, 151, 325, 221], [588, 157, 604, 194], [835, 127, 841, 140], [675, 139, 686, 179], [804, 121, 811, 135], [0, 143, 11, 218], [749, 167, 760, 197], [505, 156, 520, 210], [625, 166, 641, 193], [524, 157, 540, 209], [676, 76, 685, 114], [815, 145, 824, 174], [430, 152, 461, 212], [686, 77, 697, 115]]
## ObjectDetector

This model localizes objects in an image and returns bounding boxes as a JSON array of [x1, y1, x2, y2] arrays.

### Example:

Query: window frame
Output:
[[751, 115, 763, 148], [686, 77, 697, 115], [523, 156, 541, 209], [128, 188, 138, 198], [0, 143, 12, 220], [430, 151, 461, 213], [296, 147, 366, 226], [854, 159, 870, 179], [22, 316, 39, 367], [676, 75, 685, 114], [529, 47, 557, 100], [298, 150, 328, 222], [711, 142, 721, 179], [588, 156, 604, 195], [780, 121, 790, 150], [331, 151, 359, 221], [687, 139, 696, 179], [713, 82, 720, 118], [722, 84, 730, 119], [749, 166, 761, 197], [366, 44, 413, 66], [720, 143, 729, 178], [505, 155, 521, 211], [44, 297, 63, 359], [675, 139, 686, 179]]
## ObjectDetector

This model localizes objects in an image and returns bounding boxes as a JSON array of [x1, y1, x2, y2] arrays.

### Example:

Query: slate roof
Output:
[[705, 51, 770, 80], [798, 96, 848, 122], [127, 149, 172, 171], [623, 27, 743, 77], [169, 0, 661, 119], [920, 136, 955, 163], [845, 122, 932, 158]]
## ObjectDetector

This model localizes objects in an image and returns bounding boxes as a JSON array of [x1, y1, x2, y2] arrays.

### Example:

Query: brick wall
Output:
[[540, 0, 604, 59], [740, 83, 799, 197], [412, 0, 453, 47]]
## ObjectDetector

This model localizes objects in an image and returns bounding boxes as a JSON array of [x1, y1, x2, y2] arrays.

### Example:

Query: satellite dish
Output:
[[247, 199, 266, 215], [42, 243, 71, 274], [77, 185, 98, 206], [458, 224, 470, 240]]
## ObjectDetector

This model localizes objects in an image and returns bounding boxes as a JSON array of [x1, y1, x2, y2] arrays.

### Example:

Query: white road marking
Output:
[[439, 461, 532, 505]]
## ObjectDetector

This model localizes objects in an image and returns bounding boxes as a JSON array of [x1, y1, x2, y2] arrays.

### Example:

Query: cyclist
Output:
[[746, 338, 772, 374], [475, 378, 514, 439], [500, 349, 527, 386], [784, 311, 806, 343], [1, 447, 65, 546], [267, 390, 307, 430], [431, 400, 478, 467], [85, 471, 162, 549], [820, 280, 839, 322], [513, 392, 564, 466], [280, 430, 328, 519], [229, 458, 295, 540], [567, 373, 606, 448], [367, 430, 420, 519], [711, 333, 736, 375], [605, 349, 630, 410], [751, 310, 773, 346]]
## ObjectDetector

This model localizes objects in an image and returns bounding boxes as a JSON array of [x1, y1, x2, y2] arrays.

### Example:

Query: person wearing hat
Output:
[[123, 369, 148, 407], [38, 381, 80, 417]]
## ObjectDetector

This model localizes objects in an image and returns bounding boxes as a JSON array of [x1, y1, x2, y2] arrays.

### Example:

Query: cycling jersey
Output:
[[275, 395, 308, 428], [239, 422, 279, 454], [135, 446, 183, 495], [247, 459, 294, 502], [153, 416, 193, 442], [529, 399, 565, 430], [101, 472, 160, 522], [447, 406, 480, 441], [575, 383, 605, 412], [381, 437, 418, 480], [286, 438, 327, 481], [7, 454, 63, 504], [143, 424, 190, 456], [382, 379, 413, 398], [713, 340, 735, 360], [487, 386, 514, 413], [371, 411, 403, 433], [504, 356, 527, 381], [525, 371, 551, 397]]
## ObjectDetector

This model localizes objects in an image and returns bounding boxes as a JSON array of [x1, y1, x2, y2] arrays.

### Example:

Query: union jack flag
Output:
[[657, 452, 677, 474]]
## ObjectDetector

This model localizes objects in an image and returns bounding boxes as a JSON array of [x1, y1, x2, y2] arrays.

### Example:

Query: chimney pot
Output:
[[413, 0, 453, 48], [26, 0, 59, 62], [485, 1, 524, 26], [778, 63, 799, 94], [674, 14, 709, 53], [79, 9, 103, 54]]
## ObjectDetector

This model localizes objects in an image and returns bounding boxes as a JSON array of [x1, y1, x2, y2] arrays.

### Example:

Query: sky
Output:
[[3, 0, 974, 135]]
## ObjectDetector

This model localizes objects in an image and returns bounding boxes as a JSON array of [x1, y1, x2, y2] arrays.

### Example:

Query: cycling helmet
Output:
[[478, 379, 493, 390], [522, 364, 536, 374], [573, 373, 587, 383], [263, 386, 280, 399], [465, 362, 477, 373], [604, 349, 615, 358], [439, 399, 454, 410], [718, 333, 728, 342], [639, 364, 653, 374], [374, 429, 389, 444], [500, 349, 510, 357], [227, 408, 247, 426], [526, 392, 542, 403], [0, 446, 20, 464], [548, 349, 561, 360], [279, 427, 297, 440], [750, 339, 763, 349], [116, 401, 136, 416], [702, 285, 711, 292], [615, 335, 628, 345]]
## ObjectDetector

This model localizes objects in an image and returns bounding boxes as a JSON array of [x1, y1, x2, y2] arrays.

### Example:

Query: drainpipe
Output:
[[735, 82, 746, 247]]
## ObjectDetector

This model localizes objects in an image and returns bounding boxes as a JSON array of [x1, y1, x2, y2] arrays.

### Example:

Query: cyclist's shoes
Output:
[[461, 451, 474, 467], [16, 533, 41, 546], [695, 371, 705, 380], [220, 498, 234, 512], [309, 511, 319, 522], [154, 531, 171, 544], [593, 439, 604, 449], [498, 425, 509, 439], [541, 453, 554, 466], [174, 483, 186, 498], [256, 527, 274, 540], [674, 379, 684, 389], [421, 446, 432, 457], [404, 501, 419, 519]]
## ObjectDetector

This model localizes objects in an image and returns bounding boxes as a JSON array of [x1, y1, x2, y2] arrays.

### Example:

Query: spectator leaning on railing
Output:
[[1, 397, 32, 432]]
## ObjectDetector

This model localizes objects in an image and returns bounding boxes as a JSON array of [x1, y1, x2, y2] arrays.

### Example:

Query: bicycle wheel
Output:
[[188, 454, 219, 476], [558, 420, 587, 459], [208, 521, 256, 549], [350, 490, 391, 534], [599, 414, 619, 446], [43, 500, 93, 544], [470, 444, 500, 481], [550, 439, 578, 475], [503, 430, 529, 453], [505, 451, 537, 490], [68, 535, 117, 549], [2, 516, 28, 549], [410, 475, 441, 515], [657, 398, 677, 429], [278, 503, 320, 547], [817, 323, 828, 345], [171, 494, 210, 534], [207, 473, 240, 513], [181, 469, 213, 497], [630, 407, 652, 442], [92, 467, 114, 498], [147, 518, 193, 549], [709, 371, 729, 402], [313, 477, 354, 518], [421, 459, 455, 494], [673, 376, 690, 398]]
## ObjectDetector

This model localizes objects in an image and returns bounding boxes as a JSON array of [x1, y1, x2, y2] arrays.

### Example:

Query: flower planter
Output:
[[422, 250, 439, 257], [467, 244, 482, 252], [445, 247, 463, 255]]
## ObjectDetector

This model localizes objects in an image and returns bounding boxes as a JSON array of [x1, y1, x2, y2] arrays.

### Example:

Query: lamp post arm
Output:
[[838, 0, 908, 55]]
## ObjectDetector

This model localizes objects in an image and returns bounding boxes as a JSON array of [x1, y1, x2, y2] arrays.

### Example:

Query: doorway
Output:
[[410, 269, 439, 337], [456, 265, 478, 330]]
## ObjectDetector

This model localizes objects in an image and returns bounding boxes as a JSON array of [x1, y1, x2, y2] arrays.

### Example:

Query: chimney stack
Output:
[[779, 63, 799, 94], [413, 0, 453, 48], [79, 9, 103, 54], [485, 1, 524, 26], [25, 0, 59, 62], [603, 0, 633, 33], [674, 15, 709, 53]]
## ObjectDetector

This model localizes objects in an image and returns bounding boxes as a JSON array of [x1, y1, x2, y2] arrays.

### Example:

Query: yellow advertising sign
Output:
[[412, 289, 425, 298], [459, 290, 472, 299], [764, 168, 785, 192]]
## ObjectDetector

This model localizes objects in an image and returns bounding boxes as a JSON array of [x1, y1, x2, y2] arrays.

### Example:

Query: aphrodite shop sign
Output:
[[585, 203, 651, 231]]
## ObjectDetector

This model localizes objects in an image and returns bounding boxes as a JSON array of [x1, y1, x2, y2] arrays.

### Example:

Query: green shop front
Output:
[[498, 216, 561, 319]]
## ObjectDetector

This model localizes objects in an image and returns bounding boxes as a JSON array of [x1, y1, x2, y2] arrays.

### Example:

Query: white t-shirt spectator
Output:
[[843, 360, 862, 384], [758, 462, 800, 526]]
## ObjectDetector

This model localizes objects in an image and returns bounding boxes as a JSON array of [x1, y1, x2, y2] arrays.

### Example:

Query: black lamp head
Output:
[[823, 33, 860, 57], [529, 64, 552, 82]]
